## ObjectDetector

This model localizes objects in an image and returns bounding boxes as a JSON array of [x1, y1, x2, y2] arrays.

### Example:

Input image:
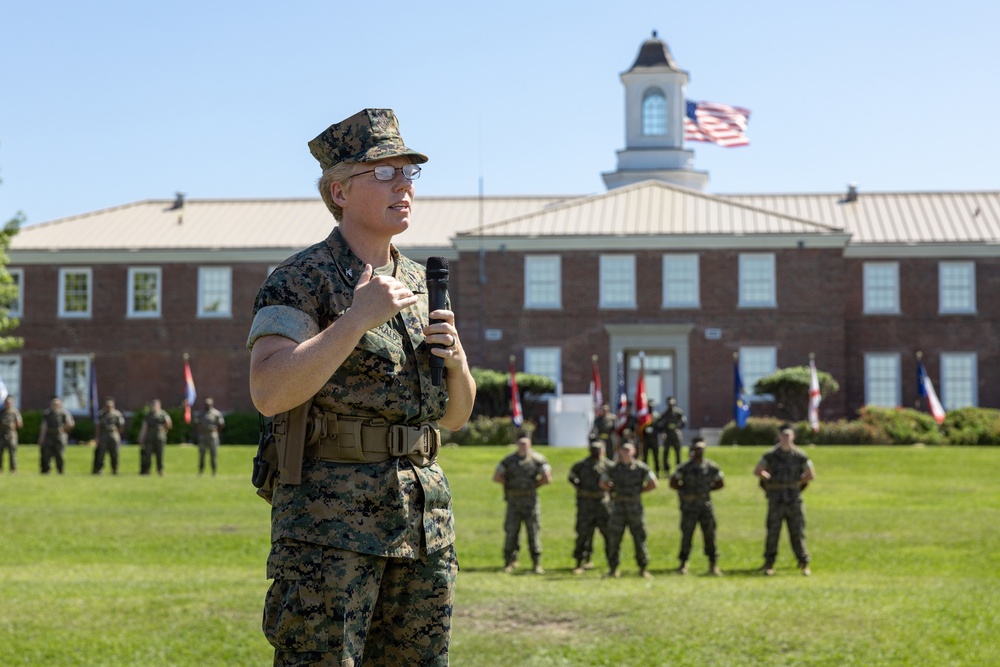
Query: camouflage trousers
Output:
[[764, 497, 810, 565], [198, 433, 219, 474], [40, 440, 66, 474], [93, 437, 120, 474], [503, 497, 541, 564], [0, 439, 16, 472], [140, 437, 165, 475], [264, 538, 458, 667], [678, 502, 718, 562], [605, 501, 648, 570], [572, 498, 609, 563], [663, 431, 682, 469]]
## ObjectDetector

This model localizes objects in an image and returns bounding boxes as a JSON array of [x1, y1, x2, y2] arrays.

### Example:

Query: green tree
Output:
[[753, 365, 840, 422], [0, 164, 24, 352]]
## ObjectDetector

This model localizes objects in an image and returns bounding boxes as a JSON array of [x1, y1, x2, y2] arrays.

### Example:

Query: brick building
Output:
[[6, 33, 999, 433]]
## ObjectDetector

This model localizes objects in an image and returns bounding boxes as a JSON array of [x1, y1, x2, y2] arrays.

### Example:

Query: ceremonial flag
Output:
[[917, 358, 946, 425], [90, 357, 99, 423], [734, 358, 750, 427], [808, 358, 821, 432], [183, 356, 197, 425], [590, 355, 603, 410], [615, 352, 628, 435], [684, 100, 751, 147], [509, 357, 523, 427], [635, 355, 651, 433]]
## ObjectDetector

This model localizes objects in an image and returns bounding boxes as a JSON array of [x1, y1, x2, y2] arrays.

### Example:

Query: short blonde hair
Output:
[[317, 161, 358, 221]]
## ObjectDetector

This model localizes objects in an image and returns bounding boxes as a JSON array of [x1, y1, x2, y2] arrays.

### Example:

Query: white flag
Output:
[[808, 359, 821, 432]]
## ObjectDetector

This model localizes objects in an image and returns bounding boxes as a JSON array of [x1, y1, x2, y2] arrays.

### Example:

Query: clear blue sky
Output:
[[2, 0, 998, 226]]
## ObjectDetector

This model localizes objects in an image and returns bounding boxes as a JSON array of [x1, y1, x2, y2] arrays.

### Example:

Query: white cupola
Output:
[[602, 31, 708, 191]]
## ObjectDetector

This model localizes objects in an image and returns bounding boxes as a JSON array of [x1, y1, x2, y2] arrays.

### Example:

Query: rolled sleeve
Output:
[[246, 305, 321, 350]]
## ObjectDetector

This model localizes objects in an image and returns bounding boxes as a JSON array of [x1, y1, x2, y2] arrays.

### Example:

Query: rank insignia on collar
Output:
[[346, 268, 353, 278]]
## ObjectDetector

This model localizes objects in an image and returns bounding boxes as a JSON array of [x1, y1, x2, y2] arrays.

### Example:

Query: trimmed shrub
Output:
[[942, 407, 1000, 446], [858, 406, 946, 446], [719, 417, 784, 446], [222, 411, 262, 445], [442, 416, 535, 447]]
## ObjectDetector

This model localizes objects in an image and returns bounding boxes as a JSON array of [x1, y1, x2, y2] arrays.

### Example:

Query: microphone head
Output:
[[426, 256, 449, 281]]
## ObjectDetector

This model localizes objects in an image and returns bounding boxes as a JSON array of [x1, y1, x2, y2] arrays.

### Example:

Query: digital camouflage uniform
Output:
[[655, 403, 687, 471], [40, 405, 73, 474], [671, 456, 724, 564], [248, 225, 455, 667], [0, 404, 21, 472], [640, 417, 661, 476], [758, 445, 814, 568], [589, 413, 617, 460], [602, 459, 656, 572], [196, 406, 225, 474], [497, 449, 551, 568], [568, 452, 609, 566], [93, 407, 125, 474], [140, 409, 171, 475]]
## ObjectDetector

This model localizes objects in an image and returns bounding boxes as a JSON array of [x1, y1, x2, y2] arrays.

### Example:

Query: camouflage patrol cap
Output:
[[308, 108, 428, 171], [692, 440, 707, 451]]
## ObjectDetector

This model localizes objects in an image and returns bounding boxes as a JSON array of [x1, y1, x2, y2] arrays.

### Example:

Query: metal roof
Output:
[[456, 180, 843, 239], [722, 190, 1000, 245], [10, 195, 572, 254]]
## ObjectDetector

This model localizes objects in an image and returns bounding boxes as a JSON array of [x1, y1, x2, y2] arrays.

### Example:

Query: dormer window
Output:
[[642, 88, 667, 136]]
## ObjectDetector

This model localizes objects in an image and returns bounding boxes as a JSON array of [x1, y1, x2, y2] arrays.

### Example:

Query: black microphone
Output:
[[426, 257, 450, 386]]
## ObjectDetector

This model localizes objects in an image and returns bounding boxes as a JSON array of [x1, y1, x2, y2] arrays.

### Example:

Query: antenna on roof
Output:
[[838, 183, 858, 205], [166, 191, 186, 224]]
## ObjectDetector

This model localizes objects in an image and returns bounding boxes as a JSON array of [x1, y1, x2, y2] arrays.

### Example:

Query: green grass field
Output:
[[0, 442, 997, 666]]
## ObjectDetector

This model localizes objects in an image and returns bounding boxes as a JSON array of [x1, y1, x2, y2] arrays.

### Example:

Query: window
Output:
[[939, 261, 975, 314], [128, 267, 162, 318], [57, 354, 92, 414], [59, 268, 92, 318], [864, 353, 900, 407], [524, 347, 561, 388], [600, 255, 636, 309], [662, 254, 700, 308], [863, 262, 900, 314], [738, 254, 776, 308], [940, 353, 977, 409], [0, 356, 22, 407], [198, 267, 232, 317], [6, 268, 22, 318], [524, 256, 561, 309], [642, 88, 667, 136], [739, 346, 776, 400]]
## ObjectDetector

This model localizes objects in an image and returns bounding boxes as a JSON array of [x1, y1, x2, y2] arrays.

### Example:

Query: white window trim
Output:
[[56, 353, 93, 415], [0, 355, 22, 408], [863, 262, 900, 315], [6, 268, 23, 318], [127, 267, 162, 318], [738, 253, 776, 308], [739, 345, 777, 402], [58, 267, 92, 318], [523, 256, 562, 309], [938, 261, 976, 315], [197, 266, 233, 318], [940, 352, 978, 409], [864, 352, 901, 407], [599, 255, 637, 309], [662, 254, 700, 308], [524, 346, 562, 389]]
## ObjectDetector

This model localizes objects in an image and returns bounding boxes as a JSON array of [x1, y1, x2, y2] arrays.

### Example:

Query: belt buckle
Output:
[[389, 425, 409, 457]]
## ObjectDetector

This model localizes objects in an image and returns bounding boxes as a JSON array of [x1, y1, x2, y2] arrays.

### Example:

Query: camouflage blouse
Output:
[[247, 226, 454, 558]]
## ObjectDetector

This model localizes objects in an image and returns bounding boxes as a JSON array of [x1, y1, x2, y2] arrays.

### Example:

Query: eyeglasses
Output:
[[347, 164, 421, 182]]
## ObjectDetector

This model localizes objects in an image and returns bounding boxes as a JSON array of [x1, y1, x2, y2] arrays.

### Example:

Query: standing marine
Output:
[[669, 437, 724, 575], [600, 441, 658, 579], [567, 441, 610, 574], [493, 435, 553, 574]]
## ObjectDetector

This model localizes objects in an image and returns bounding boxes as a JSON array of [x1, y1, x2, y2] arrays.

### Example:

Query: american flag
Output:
[[917, 358, 946, 425], [685, 100, 751, 147]]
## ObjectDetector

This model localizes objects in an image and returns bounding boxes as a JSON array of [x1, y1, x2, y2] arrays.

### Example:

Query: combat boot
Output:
[[677, 561, 688, 575], [532, 560, 545, 575], [639, 568, 653, 579], [572, 560, 585, 575], [799, 561, 811, 577], [502, 559, 518, 574], [763, 562, 776, 576], [709, 560, 723, 576], [603, 569, 621, 579]]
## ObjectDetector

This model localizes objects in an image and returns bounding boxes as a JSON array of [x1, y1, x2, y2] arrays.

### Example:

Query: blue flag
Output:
[[734, 360, 750, 427]]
